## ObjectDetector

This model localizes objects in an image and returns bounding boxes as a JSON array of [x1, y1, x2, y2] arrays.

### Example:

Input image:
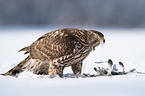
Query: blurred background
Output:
[[0, 0, 145, 28]]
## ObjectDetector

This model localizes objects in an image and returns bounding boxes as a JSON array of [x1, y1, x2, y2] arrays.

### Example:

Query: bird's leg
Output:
[[48, 60, 57, 77], [56, 66, 65, 78], [71, 62, 82, 78], [48, 60, 65, 78]]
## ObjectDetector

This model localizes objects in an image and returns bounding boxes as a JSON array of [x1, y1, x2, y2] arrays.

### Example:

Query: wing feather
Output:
[[19, 28, 89, 60], [29, 29, 77, 60]]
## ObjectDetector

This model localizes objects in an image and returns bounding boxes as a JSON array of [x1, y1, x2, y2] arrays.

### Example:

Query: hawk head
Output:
[[88, 30, 105, 50]]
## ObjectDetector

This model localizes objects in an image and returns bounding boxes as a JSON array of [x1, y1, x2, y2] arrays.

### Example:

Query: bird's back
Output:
[[21, 28, 88, 60]]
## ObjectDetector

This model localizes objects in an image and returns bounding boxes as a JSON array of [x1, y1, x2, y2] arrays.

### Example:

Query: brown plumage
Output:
[[4, 28, 105, 77]]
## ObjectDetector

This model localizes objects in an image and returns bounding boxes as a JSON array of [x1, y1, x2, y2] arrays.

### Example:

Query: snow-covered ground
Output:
[[0, 27, 145, 96]]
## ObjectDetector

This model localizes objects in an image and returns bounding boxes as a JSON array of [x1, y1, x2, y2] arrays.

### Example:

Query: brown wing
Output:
[[28, 29, 77, 60]]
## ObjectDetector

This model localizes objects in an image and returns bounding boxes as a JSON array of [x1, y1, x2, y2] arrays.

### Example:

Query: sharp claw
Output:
[[74, 72, 80, 78], [49, 74, 57, 78]]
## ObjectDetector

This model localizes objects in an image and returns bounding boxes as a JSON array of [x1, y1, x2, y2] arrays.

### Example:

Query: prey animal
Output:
[[3, 28, 105, 78], [94, 59, 136, 76]]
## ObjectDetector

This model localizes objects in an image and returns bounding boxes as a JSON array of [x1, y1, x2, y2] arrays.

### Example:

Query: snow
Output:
[[0, 28, 145, 96]]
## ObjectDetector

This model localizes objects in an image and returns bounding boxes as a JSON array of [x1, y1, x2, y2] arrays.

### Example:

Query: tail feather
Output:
[[18, 46, 30, 52], [3, 55, 50, 77], [4, 56, 31, 76]]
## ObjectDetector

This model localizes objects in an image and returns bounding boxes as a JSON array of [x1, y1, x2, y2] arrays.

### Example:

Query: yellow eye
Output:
[[94, 35, 97, 38]]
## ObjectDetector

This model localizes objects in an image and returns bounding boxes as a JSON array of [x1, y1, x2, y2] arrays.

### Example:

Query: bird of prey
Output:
[[4, 28, 105, 78]]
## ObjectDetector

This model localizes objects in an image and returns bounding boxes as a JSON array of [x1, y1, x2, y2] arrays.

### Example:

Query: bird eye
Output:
[[94, 35, 97, 38]]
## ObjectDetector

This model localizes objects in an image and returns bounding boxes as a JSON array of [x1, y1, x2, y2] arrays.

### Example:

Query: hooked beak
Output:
[[93, 36, 105, 50], [94, 35, 105, 44], [99, 37, 105, 43], [99, 38, 105, 47]]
